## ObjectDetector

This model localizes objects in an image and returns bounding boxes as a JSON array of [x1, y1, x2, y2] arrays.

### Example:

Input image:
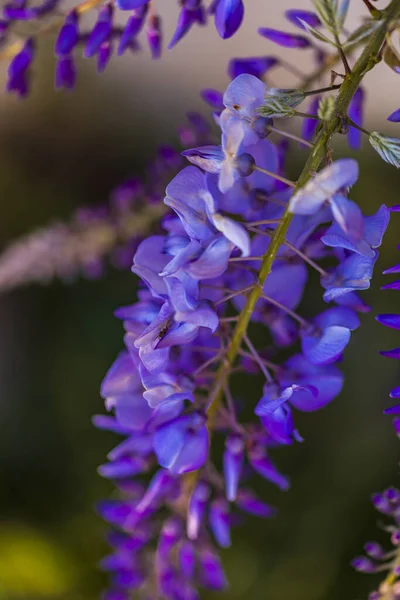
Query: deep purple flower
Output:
[[347, 88, 365, 150], [258, 28, 311, 48], [301, 96, 320, 142], [55, 56, 76, 89], [147, 14, 162, 59], [117, 6, 148, 54], [388, 108, 400, 122], [84, 4, 113, 58], [214, 0, 244, 39], [169, 0, 205, 49], [228, 56, 278, 79], [115, 0, 149, 10], [55, 10, 79, 55], [7, 38, 34, 97], [98, 41, 112, 72], [200, 88, 224, 111], [285, 9, 321, 29]]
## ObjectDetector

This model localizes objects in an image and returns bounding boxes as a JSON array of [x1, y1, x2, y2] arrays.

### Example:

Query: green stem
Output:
[[207, 0, 400, 424]]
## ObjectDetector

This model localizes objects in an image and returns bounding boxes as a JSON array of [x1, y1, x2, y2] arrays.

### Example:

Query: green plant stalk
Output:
[[207, 0, 400, 424]]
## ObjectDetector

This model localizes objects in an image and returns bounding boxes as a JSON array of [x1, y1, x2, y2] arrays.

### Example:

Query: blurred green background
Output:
[[0, 11, 400, 600]]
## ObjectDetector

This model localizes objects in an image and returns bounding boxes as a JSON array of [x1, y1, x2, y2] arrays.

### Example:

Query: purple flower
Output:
[[55, 55, 76, 89], [169, 0, 205, 49], [220, 73, 266, 147], [147, 14, 162, 58], [153, 412, 209, 474], [214, 0, 244, 39], [322, 252, 378, 302], [289, 159, 359, 216], [285, 9, 321, 29], [388, 108, 400, 123], [280, 355, 344, 411], [55, 10, 79, 56], [209, 498, 231, 547], [258, 28, 311, 48], [7, 38, 34, 97], [301, 307, 360, 365], [301, 96, 320, 142], [321, 204, 390, 257], [223, 434, 244, 501], [200, 88, 224, 112], [117, 6, 148, 54], [228, 56, 278, 79], [84, 4, 113, 58], [347, 88, 365, 150], [115, 0, 149, 10]]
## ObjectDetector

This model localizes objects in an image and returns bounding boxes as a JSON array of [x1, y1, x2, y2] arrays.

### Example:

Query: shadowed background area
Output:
[[0, 1, 400, 599]]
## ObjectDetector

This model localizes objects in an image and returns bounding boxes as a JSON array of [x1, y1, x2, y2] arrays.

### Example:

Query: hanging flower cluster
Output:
[[3, 0, 400, 599], [93, 66, 395, 598], [351, 208, 400, 600], [3, 0, 248, 95], [0, 113, 212, 290]]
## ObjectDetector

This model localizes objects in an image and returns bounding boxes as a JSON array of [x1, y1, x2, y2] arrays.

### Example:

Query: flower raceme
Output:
[[95, 71, 392, 599]]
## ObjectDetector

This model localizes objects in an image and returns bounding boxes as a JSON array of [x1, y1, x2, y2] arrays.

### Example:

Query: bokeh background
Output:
[[0, 1, 400, 599]]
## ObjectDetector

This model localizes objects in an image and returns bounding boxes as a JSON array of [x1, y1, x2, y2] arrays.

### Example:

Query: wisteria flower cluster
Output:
[[3, 0, 400, 599], [3, 0, 248, 95]]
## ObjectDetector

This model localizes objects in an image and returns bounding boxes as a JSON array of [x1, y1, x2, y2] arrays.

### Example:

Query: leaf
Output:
[[258, 99, 296, 118], [369, 132, 400, 169], [298, 18, 338, 46], [313, 0, 340, 36], [344, 20, 379, 50], [383, 32, 400, 73], [337, 0, 350, 29], [267, 88, 305, 107]]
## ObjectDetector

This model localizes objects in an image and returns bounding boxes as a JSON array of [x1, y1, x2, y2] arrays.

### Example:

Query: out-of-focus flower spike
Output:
[[55, 55, 76, 90], [223, 434, 244, 501], [84, 4, 113, 58], [285, 9, 321, 29], [7, 37, 34, 97], [228, 56, 278, 79], [55, 10, 79, 56], [214, 0, 244, 39], [258, 27, 311, 48], [347, 88, 365, 150], [147, 14, 162, 59]]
